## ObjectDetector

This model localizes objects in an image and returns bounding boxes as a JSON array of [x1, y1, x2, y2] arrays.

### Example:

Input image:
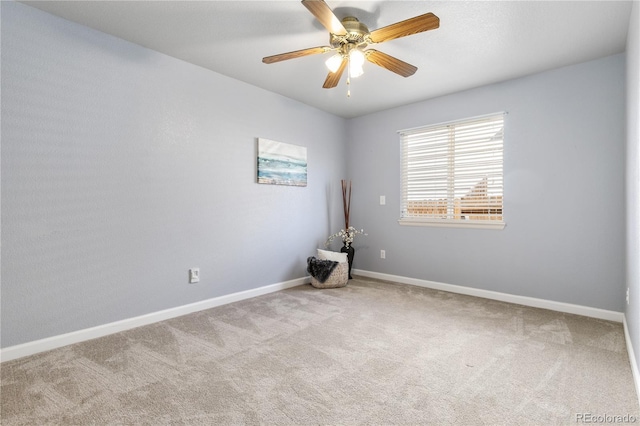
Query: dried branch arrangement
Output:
[[342, 179, 352, 230]]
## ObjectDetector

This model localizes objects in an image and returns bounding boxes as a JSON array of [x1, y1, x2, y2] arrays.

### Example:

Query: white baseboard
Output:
[[352, 269, 624, 322], [1, 276, 309, 363], [624, 316, 640, 408]]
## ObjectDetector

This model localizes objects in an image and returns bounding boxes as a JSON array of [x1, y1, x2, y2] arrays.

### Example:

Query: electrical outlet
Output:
[[380, 250, 386, 259], [380, 195, 386, 205], [189, 268, 200, 284], [626, 287, 630, 305]]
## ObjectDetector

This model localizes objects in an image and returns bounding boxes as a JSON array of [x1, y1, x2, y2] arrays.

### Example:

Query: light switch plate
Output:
[[189, 268, 200, 283], [380, 195, 386, 205]]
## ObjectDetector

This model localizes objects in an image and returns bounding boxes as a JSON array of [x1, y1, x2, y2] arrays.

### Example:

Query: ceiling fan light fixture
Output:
[[325, 53, 343, 73], [349, 63, 364, 78], [349, 48, 365, 78]]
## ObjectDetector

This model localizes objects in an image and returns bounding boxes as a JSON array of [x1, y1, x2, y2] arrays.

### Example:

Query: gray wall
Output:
[[626, 1, 640, 374], [1, 2, 347, 348], [346, 54, 626, 312]]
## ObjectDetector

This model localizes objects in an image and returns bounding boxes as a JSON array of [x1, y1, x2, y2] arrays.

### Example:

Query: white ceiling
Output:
[[20, 1, 633, 118]]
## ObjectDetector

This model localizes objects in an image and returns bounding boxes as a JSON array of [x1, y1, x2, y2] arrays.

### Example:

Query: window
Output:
[[399, 113, 505, 229]]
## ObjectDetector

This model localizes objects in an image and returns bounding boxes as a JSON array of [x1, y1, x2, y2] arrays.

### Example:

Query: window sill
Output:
[[398, 218, 506, 230]]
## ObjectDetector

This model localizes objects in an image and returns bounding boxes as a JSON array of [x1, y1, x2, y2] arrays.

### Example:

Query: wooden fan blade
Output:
[[302, 0, 347, 35], [369, 12, 439, 43], [365, 50, 417, 77], [323, 57, 347, 88], [262, 46, 329, 64]]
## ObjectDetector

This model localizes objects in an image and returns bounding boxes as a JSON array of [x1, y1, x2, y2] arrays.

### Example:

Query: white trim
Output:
[[624, 315, 640, 408], [398, 111, 508, 135], [0, 277, 309, 363], [352, 269, 624, 322], [398, 218, 506, 230]]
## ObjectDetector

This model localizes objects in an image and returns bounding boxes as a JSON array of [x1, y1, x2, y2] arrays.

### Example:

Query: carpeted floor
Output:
[[1, 277, 638, 425]]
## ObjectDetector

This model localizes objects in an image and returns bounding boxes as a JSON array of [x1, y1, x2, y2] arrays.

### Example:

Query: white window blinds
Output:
[[399, 113, 505, 229]]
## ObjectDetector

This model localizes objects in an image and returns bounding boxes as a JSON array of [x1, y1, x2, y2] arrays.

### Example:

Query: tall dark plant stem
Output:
[[342, 179, 352, 231]]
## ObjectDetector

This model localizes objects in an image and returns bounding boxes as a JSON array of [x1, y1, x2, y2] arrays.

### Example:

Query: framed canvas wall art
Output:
[[257, 138, 307, 187]]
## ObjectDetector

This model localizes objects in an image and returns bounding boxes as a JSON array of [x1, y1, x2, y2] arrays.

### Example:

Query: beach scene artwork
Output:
[[257, 138, 307, 187]]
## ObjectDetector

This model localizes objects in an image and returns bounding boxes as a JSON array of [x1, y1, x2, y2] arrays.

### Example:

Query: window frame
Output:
[[398, 112, 506, 230]]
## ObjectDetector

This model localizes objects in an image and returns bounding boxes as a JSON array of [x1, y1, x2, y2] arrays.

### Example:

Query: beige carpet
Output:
[[1, 277, 638, 425]]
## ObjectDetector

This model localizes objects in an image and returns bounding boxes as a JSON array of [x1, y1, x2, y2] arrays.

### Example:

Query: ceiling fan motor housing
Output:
[[330, 16, 370, 48]]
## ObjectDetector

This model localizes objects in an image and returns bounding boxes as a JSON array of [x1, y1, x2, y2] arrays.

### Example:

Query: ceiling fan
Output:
[[262, 0, 440, 94]]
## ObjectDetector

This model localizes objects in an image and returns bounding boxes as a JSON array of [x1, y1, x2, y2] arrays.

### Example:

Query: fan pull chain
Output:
[[346, 54, 351, 98]]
